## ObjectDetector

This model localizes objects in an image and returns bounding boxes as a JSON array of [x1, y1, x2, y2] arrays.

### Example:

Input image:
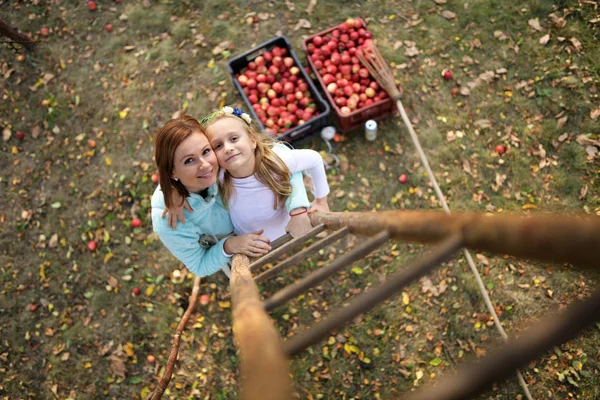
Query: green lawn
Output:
[[0, 0, 598, 399]]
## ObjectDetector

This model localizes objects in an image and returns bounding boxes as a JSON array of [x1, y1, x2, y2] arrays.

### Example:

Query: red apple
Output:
[[442, 68, 453, 80], [327, 83, 338, 94], [105, 24, 113, 32], [87, 240, 97, 252], [131, 218, 142, 228], [147, 354, 156, 363], [40, 27, 50, 36], [495, 144, 506, 155], [237, 74, 248, 86], [199, 294, 210, 305], [151, 173, 159, 183], [398, 174, 408, 184], [28, 303, 38, 312], [132, 287, 141, 296], [16, 131, 25, 140], [312, 36, 324, 46], [254, 56, 265, 66], [87, 139, 96, 148], [283, 57, 294, 68], [87, 1, 97, 11]]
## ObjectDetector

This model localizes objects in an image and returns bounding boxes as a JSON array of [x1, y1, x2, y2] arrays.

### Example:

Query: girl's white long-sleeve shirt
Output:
[[227, 147, 330, 241]]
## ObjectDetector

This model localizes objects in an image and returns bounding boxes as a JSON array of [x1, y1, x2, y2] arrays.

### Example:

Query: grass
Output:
[[1, 0, 599, 399]]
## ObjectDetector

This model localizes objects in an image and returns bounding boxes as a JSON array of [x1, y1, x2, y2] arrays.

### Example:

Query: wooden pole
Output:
[[309, 211, 600, 268], [230, 254, 293, 400], [0, 17, 35, 50]]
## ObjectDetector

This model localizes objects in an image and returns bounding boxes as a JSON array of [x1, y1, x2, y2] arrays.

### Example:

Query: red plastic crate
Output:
[[302, 18, 396, 133]]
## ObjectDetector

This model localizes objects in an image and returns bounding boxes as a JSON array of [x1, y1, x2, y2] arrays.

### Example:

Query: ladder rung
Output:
[[263, 230, 391, 312], [283, 233, 463, 357], [249, 224, 326, 271], [254, 227, 350, 284]]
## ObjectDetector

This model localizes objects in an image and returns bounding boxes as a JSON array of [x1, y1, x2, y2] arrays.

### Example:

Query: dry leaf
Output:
[[557, 133, 569, 142], [293, 19, 311, 30], [285, 0, 295, 10], [591, 109, 600, 121], [539, 34, 550, 45], [2, 128, 10, 142], [109, 353, 126, 377], [305, 0, 317, 14], [528, 19, 543, 31], [578, 184, 588, 200], [491, 173, 507, 192], [107, 276, 118, 288], [212, 40, 234, 55], [462, 159, 473, 176], [474, 119, 492, 129], [557, 115, 568, 129], [570, 37, 582, 51], [441, 10, 457, 20], [493, 30, 510, 41], [549, 13, 567, 29], [459, 87, 470, 96], [48, 233, 58, 248], [405, 46, 420, 57], [433, 0, 447, 3], [476, 254, 490, 266]]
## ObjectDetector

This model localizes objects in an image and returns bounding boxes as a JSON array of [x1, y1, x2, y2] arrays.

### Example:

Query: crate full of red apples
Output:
[[302, 17, 395, 133], [227, 36, 330, 143]]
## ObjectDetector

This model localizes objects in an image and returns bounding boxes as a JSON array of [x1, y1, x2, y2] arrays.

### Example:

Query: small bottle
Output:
[[365, 119, 377, 141]]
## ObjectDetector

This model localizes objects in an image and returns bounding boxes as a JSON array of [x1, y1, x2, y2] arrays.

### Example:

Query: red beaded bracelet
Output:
[[289, 208, 308, 217]]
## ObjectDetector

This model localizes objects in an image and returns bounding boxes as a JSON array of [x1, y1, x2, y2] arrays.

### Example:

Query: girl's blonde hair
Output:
[[202, 112, 291, 210]]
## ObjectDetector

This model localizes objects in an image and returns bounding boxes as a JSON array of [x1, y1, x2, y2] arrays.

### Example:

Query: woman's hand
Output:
[[309, 196, 330, 214], [286, 209, 312, 238], [161, 192, 192, 229], [224, 230, 271, 257]]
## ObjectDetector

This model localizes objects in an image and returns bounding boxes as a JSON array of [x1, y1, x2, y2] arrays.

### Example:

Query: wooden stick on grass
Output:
[[146, 276, 201, 400]]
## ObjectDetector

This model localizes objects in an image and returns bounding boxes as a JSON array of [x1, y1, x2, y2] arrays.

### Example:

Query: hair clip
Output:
[[200, 106, 252, 126]]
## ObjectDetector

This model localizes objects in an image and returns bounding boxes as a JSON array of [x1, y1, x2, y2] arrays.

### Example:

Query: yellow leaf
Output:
[[344, 343, 360, 355], [103, 252, 113, 264], [84, 362, 92, 369], [522, 204, 537, 210], [146, 285, 154, 296], [105, 157, 112, 166], [218, 301, 231, 309], [402, 292, 410, 305], [125, 342, 135, 357], [40, 264, 46, 280], [182, 100, 189, 111], [474, 321, 481, 329], [12, 146, 19, 155], [119, 107, 129, 119], [207, 58, 215, 68]]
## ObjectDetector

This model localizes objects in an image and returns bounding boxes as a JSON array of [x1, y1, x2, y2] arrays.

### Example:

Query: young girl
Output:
[[151, 115, 311, 278], [200, 106, 330, 241]]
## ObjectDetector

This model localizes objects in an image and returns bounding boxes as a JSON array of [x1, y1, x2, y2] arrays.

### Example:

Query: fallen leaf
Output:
[[569, 37, 582, 51], [48, 233, 58, 248], [459, 87, 470, 96], [405, 45, 420, 57], [557, 115, 568, 129], [441, 10, 456, 20], [578, 184, 588, 200], [305, 0, 318, 14], [2, 128, 10, 142], [493, 30, 510, 41], [433, 0, 447, 3], [549, 13, 567, 29], [528, 19, 543, 31], [109, 353, 126, 377], [285, 0, 295, 10], [211, 40, 234, 55], [539, 34, 550, 45], [293, 19, 311, 30], [476, 253, 490, 266], [591, 109, 600, 121]]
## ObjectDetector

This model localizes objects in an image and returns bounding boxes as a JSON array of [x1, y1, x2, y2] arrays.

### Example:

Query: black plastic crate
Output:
[[227, 36, 330, 143]]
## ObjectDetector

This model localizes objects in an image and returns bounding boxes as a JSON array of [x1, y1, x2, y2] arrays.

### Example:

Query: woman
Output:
[[151, 115, 310, 278]]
